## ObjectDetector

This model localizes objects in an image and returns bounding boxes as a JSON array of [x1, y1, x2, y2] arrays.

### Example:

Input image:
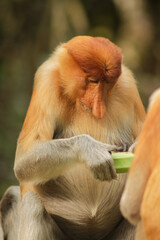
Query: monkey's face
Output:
[[58, 36, 122, 119], [78, 76, 116, 119]]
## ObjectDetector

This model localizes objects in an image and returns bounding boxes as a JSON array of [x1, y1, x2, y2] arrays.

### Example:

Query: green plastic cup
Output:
[[112, 152, 134, 173]]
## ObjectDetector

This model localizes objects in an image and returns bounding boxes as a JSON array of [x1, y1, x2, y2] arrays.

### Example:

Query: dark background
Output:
[[0, 0, 160, 197]]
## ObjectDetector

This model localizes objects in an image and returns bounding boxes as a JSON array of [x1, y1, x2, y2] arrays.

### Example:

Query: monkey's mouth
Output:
[[80, 101, 92, 113]]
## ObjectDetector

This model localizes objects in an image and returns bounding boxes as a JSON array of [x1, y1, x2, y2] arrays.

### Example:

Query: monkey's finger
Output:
[[116, 146, 124, 151], [105, 144, 123, 152], [128, 141, 137, 153], [121, 143, 128, 152], [105, 154, 117, 179], [108, 162, 117, 179]]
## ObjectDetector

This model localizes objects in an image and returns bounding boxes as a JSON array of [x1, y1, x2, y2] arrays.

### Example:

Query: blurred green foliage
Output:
[[0, 0, 160, 198]]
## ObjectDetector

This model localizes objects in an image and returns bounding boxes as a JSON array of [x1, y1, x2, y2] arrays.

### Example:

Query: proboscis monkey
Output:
[[0, 36, 145, 240], [120, 88, 160, 240]]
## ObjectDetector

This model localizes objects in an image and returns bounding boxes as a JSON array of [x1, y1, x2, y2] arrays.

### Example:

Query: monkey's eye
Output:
[[87, 76, 99, 84]]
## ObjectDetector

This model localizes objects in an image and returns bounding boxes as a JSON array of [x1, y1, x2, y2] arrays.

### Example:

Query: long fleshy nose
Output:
[[92, 97, 106, 119]]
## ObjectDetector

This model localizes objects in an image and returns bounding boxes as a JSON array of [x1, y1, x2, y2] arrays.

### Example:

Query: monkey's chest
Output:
[[39, 164, 126, 240]]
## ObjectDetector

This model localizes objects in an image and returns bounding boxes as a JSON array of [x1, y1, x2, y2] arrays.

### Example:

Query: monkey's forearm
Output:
[[14, 135, 84, 184]]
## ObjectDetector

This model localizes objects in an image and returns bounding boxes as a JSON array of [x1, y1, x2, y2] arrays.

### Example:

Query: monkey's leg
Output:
[[104, 218, 135, 240], [19, 191, 68, 240], [0, 186, 20, 240]]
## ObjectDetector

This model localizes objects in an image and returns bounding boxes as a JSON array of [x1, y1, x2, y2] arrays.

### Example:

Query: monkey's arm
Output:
[[120, 89, 160, 225], [15, 134, 120, 184]]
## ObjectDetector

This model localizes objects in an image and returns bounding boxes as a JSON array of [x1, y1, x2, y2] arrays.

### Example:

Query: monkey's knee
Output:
[[21, 191, 45, 216], [19, 191, 51, 240], [0, 186, 20, 240]]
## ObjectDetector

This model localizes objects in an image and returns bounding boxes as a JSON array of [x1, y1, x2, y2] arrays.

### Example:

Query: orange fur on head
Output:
[[57, 47, 86, 101], [64, 36, 122, 82], [58, 36, 122, 119]]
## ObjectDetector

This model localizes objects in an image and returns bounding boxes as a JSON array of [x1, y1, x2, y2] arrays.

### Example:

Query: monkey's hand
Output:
[[77, 135, 122, 181]]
